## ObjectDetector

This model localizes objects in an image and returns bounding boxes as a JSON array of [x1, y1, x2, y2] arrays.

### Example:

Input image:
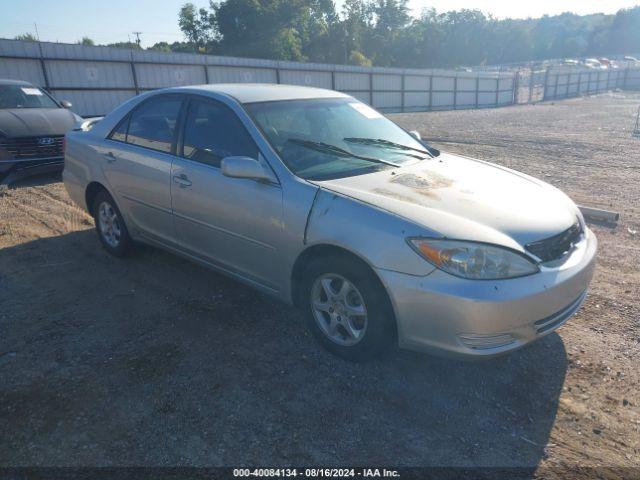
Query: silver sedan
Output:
[[63, 84, 596, 360]]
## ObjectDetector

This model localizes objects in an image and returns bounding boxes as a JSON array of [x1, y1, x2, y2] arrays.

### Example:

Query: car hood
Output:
[[0, 108, 78, 137], [310, 152, 580, 250]]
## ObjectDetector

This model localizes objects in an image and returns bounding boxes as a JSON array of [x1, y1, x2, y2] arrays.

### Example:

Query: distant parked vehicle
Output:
[[0, 79, 81, 181], [584, 58, 607, 70], [597, 57, 611, 68], [63, 84, 597, 360]]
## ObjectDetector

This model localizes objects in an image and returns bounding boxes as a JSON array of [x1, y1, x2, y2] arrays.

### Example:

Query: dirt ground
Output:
[[0, 93, 638, 477]]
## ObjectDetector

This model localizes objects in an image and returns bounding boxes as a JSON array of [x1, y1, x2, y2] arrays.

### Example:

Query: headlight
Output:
[[408, 238, 539, 280]]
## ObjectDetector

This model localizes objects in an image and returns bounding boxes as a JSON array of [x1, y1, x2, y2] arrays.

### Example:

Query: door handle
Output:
[[173, 173, 192, 188], [104, 151, 117, 163]]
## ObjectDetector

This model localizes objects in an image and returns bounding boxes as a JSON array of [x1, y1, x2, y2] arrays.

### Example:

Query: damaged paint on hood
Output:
[[310, 152, 581, 249]]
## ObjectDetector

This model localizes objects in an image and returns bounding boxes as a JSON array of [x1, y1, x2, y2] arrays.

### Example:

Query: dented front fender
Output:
[[304, 189, 437, 276]]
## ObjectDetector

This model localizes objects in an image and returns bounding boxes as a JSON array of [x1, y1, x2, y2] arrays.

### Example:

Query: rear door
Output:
[[170, 96, 284, 291], [102, 94, 184, 246]]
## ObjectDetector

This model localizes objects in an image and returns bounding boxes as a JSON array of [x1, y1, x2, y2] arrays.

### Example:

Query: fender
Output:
[[304, 189, 437, 277]]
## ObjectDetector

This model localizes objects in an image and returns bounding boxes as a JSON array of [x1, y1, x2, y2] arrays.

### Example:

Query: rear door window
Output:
[[123, 96, 183, 154], [109, 116, 129, 142]]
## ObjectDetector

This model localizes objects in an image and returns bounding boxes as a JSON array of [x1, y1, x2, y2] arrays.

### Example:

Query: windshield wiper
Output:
[[343, 137, 432, 158], [287, 138, 401, 167]]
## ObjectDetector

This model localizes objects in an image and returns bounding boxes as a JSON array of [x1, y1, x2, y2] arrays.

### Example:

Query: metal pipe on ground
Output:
[[578, 205, 620, 224]]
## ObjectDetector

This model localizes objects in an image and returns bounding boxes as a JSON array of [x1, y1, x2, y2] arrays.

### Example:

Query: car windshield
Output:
[[0, 85, 59, 109], [245, 98, 431, 180]]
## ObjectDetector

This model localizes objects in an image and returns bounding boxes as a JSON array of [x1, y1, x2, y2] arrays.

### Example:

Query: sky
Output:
[[1, 0, 639, 48]]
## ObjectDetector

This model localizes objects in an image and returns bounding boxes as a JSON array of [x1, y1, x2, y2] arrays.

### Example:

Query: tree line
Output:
[[14, 1, 640, 68], [174, 1, 640, 67]]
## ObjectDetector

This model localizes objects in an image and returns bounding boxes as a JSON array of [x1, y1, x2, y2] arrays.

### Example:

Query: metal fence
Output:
[[0, 38, 638, 117], [514, 69, 547, 104], [0, 38, 514, 117], [543, 67, 640, 100]]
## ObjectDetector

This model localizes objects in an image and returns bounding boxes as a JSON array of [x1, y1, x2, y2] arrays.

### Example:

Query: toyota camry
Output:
[[63, 84, 597, 360]]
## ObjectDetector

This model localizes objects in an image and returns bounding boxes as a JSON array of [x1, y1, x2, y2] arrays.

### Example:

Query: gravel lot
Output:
[[0, 93, 638, 477]]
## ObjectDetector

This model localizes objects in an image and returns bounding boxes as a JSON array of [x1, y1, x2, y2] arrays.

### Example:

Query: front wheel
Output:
[[301, 256, 396, 361]]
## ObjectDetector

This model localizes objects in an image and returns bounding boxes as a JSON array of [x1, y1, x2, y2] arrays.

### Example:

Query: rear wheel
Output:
[[301, 255, 396, 361], [92, 190, 132, 257]]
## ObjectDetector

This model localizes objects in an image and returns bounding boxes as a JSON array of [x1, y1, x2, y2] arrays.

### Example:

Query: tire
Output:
[[301, 255, 396, 361], [92, 189, 132, 257]]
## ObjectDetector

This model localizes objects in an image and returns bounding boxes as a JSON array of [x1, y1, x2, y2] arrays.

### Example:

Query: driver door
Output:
[[170, 96, 284, 292]]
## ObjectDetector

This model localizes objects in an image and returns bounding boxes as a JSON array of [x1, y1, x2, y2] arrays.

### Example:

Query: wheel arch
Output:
[[291, 243, 398, 341], [85, 181, 110, 217], [290, 244, 389, 306]]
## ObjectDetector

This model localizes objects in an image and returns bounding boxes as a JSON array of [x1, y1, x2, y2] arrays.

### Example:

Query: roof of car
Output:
[[0, 78, 34, 86], [177, 83, 350, 104]]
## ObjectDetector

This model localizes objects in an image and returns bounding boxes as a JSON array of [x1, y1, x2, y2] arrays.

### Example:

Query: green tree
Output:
[[301, 0, 343, 63], [178, 2, 215, 50], [78, 37, 95, 46], [604, 7, 640, 55], [147, 42, 173, 52], [270, 27, 304, 60], [349, 50, 372, 66], [370, 0, 411, 65], [106, 41, 143, 50], [214, 0, 314, 60], [14, 33, 37, 41], [167, 2, 640, 68], [340, 0, 373, 64]]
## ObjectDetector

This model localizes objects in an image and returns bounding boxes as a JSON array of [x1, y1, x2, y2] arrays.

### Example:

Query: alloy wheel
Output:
[[98, 201, 122, 248], [310, 273, 368, 346]]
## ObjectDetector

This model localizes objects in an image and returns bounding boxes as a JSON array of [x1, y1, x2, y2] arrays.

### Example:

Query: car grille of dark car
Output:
[[0, 136, 64, 160], [525, 221, 583, 263]]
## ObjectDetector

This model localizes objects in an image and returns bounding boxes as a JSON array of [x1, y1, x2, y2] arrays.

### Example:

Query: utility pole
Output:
[[34, 22, 40, 41], [132, 31, 142, 47]]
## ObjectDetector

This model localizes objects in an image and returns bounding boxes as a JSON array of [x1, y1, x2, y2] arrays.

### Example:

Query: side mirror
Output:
[[409, 130, 421, 140], [60, 100, 73, 109], [221, 156, 274, 183]]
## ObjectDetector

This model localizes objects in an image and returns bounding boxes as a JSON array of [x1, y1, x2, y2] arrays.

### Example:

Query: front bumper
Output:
[[377, 228, 597, 358], [0, 157, 64, 183]]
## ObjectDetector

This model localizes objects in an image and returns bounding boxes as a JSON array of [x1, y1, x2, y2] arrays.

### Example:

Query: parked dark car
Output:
[[0, 79, 81, 182]]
